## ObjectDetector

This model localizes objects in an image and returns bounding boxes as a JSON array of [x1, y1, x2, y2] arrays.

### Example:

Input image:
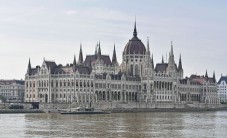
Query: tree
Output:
[[0, 95, 6, 102]]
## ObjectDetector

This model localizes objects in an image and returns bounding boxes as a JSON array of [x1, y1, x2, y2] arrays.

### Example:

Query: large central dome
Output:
[[123, 22, 146, 55]]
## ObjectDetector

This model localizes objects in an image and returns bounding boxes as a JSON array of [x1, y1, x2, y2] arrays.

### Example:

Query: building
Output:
[[24, 22, 220, 107], [179, 72, 219, 104], [0, 80, 25, 102], [217, 76, 227, 103]]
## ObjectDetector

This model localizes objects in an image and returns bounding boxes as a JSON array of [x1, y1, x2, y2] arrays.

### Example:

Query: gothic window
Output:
[[56, 81, 58, 87], [130, 64, 133, 75], [135, 64, 139, 75]]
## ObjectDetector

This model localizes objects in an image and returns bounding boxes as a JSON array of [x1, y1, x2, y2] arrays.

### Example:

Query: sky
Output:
[[0, 0, 227, 80]]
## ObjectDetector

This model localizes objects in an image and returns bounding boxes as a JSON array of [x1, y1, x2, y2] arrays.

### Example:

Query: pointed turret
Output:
[[27, 58, 31, 75], [95, 43, 98, 55], [151, 54, 154, 69], [213, 71, 216, 82], [205, 70, 208, 78], [73, 55, 77, 71], [178, 54, 182, 70], [133, 20, 137, 37], [78, 44, 83, 64], [73, 55, 76, 65], [162, 55, 164, 63], [170, 41, 174, 56], [97, 42, 101, 60], [168, 41, 175, 64], [112, 44, 117, 65], [146, 37, 150, 55]]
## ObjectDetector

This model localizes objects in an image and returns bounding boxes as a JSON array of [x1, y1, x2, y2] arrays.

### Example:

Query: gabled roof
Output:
[[218, 76, 227, 84], [30, 68, 38, 75], [0, 80, 25, 85], [84, 55, 112, 66], [54, 66, 73, 74], [76, 65, 91, 74], [45, 61, 57, 73], [155, 63, 168, 73]]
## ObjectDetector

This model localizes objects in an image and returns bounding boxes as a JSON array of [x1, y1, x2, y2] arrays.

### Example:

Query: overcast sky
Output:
[[0, 0, 226, 80]]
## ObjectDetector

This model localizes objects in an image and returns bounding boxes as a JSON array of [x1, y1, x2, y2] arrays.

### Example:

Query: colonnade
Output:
[[95, 91, 138, 102]]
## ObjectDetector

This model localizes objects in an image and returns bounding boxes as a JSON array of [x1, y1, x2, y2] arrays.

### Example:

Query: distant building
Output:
[[0, 80, 25, 102], [217, 76, 227, 103], [179, 72, 219, 104], [24, 21, 220, 106]]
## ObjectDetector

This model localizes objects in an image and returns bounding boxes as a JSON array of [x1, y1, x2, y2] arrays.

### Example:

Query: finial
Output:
[[133, 19, 137, 37]]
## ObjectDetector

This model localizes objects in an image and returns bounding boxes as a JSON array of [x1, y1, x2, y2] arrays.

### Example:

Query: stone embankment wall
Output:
[[39, 102, 223, 111]]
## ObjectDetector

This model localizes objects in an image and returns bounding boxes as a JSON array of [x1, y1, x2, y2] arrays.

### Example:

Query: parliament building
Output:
[[24, 22, 220, 108]]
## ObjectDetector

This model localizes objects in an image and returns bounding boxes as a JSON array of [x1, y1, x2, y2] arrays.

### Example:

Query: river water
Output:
[[0, 111, 227, 138]]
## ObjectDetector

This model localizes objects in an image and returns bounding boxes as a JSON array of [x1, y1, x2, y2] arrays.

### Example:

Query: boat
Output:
[[60, 107, 111, 114]]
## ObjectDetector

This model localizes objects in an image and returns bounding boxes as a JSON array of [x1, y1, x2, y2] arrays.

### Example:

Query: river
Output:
[[0, 111, 227, 138]]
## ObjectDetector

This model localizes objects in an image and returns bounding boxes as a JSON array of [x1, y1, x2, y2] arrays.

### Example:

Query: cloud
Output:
[[66, 10, 78, 15], [0, 6, 45, 22]]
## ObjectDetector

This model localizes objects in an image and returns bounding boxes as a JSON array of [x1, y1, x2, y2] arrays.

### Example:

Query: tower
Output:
[[167, 41, 176, 76]]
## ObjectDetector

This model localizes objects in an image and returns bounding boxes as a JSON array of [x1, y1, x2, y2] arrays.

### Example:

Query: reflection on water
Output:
[[0, 111, 227, 138]]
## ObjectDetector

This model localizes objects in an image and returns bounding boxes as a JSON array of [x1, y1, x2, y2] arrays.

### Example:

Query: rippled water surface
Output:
[[0, 111, 227, 138]]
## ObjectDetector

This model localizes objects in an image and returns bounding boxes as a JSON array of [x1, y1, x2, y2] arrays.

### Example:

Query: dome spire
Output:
[[133, 19, 137, 37]]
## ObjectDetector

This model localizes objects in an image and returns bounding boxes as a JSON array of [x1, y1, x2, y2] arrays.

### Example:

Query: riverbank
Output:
[[0, 109, 45, 114], [107, 107, 227, 113]]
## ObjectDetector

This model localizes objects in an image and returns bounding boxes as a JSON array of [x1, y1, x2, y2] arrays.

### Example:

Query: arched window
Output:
[[135, 64, 139, 75], [130, 64, 133, 75]]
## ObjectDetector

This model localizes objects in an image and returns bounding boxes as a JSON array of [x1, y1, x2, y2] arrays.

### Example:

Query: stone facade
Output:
[[217, 76, 227, 103], [0, 80, 25, 102], [24, 22, 220, 106]]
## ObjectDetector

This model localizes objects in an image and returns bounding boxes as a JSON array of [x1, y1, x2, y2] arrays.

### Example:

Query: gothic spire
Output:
[[146, 37, 150, 55], [162, 55, 164, 63], [171, 41, 174, 56], [95, 43, 98, 55], [97, 42, 101, 60], [205, 70, 208, 78], [151, 54, 154, 69], [112, 44, 117, 65], [213, 71, 216, 82], [98, 42, 101, 55], [178, 54, 182, 70], [73, 54, 76, 65], [27, 58, 31, 75], [133, 20, 137, 37], [73, 55, 77, 71], [78, 44, 83, 64]]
